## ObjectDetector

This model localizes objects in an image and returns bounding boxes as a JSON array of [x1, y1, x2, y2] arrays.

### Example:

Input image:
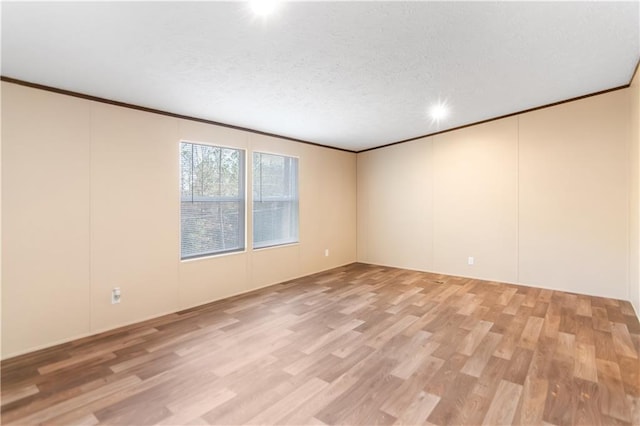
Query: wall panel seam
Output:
[[516, 115, 520, 284], [89, 102, 94, 333]]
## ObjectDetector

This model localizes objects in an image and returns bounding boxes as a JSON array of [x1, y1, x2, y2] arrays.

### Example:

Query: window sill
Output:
[[180, 249, 247, 263], [252, 241, 300, 251]]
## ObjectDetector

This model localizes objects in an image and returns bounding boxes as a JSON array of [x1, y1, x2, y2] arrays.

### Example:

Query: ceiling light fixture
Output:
[[429, 103, 449, 121], [249, 0, 281, 17], [428, 100, 450, 128]]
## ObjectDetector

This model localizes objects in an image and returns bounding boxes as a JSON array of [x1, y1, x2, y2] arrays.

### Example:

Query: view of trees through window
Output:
[[180, 142, 245, 259], [253, 152, 299, 249]]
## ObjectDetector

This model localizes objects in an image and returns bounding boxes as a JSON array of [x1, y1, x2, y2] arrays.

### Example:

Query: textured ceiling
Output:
[[2, 1, 639, 152]]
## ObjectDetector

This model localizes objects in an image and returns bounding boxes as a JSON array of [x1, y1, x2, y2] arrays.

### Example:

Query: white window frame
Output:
[[252, 151, 299, 250], [180, 141, 246, 260]]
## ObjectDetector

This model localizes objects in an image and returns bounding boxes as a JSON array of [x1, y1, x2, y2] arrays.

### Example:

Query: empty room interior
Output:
[[2, 1, 640, 425]]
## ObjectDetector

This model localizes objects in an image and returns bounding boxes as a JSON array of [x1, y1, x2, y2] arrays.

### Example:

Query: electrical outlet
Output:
[[324, 249, 329, 257], [468, 256, 474, 265], [111, 287, 121, 304]]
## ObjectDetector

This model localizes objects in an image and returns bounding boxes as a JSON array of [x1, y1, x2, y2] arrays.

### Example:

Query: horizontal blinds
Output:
[[253, 152, 299, 249], [181, 142, 245, 259]]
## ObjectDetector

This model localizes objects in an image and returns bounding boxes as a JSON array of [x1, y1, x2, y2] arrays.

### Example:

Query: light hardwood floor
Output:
[[1, 263, 639, 425]]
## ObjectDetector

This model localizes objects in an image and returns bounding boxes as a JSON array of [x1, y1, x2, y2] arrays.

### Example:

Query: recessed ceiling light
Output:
[[249, 0, 281, 17], [429, 103, 449, 121]]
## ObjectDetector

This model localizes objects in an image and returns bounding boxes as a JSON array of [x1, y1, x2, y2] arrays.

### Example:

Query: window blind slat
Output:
[[181, 142, 245, 259], [253, 153, 299, 249]]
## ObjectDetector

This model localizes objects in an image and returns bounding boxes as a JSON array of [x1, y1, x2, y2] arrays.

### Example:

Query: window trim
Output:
[[179, 140, 247, 261], [251, 151, 300, 250], [252, 241, 300, 252]]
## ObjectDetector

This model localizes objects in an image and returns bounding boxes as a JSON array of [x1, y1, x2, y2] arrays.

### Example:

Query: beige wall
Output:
[[2, 70, 638, 358], [518, 91, 629, 298], [3, 88, 92, 356], [357, 140, 434, 270], [358, 89, 632, 302], [434, 118, 519, 283], [631, 67, 640, 316], [1, 82, 357, 358]]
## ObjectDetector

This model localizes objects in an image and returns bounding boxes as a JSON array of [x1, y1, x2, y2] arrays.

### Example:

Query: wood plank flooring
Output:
[[2, 263, 639, 425]]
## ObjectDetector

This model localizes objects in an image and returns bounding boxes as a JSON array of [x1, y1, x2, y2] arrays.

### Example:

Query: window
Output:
[[180, 142, 245, 259], [253, 152, 299, 249]]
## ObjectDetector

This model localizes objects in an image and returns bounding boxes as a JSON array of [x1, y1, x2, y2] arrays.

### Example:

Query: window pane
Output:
[[181, 142, 245, 259], [180, 143, 193, 201], [253, 152, 299, 249], [221, 149, 240, 198], [181, 201, 243, 257]]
